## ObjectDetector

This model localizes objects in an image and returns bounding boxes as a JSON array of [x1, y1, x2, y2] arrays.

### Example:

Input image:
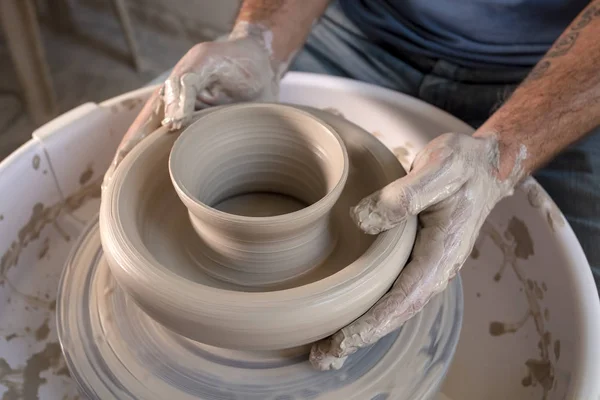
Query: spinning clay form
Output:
[[58, 103, 463, 399], [170, 104, 349, 287], [99, 103, 418, 350]]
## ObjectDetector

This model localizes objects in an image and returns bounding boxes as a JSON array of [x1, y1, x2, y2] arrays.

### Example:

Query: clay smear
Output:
[[522, 178, 566, 233], [0, 177, 101, 286], [473, 218, 558, 399], [0, 342, 70, 400]]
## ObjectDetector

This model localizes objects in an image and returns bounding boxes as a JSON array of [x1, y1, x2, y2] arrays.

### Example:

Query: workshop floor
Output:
[[0, 2, 218, 161]]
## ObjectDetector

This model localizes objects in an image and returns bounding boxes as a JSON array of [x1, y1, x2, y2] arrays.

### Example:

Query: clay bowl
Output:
[[99, 104, 417, 351], [169, 104, 349, 287]]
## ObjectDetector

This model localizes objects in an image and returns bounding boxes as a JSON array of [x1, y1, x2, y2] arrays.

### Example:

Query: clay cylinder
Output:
[[169, 104, 349, 287]]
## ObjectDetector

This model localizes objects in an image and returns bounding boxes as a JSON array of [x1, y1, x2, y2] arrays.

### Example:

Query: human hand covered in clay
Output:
[[102, 24, 280, 190], [310, 132, 526, 370]]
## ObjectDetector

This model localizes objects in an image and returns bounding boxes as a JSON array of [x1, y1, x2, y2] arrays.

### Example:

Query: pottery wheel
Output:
[[57, 219, 463, 400]]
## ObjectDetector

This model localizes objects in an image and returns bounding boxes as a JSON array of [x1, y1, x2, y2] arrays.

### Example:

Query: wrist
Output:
[[229, 22, 287, 80], [472, 129, 528, 187]]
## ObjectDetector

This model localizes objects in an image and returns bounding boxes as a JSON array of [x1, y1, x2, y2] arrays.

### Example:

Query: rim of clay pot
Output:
[[99, 106, 417, 349], [168, 103, 350, 226]]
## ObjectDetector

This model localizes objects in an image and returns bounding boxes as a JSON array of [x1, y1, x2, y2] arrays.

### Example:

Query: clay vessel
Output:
[[169, 104, 349, 287], [99, 105, 417, 350]]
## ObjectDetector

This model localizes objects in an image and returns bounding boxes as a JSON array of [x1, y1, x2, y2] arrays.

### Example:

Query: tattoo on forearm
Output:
[[546, 32, 580, 57], [572, 2, 600, 30], [524, 0, 599, 82], [524, 61, 551, 83]]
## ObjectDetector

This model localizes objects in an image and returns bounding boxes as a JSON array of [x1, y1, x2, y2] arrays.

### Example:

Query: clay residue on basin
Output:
[[523, 179, 566, 233], [79, 165, 94, 186], [473, 217, 558, 399], [0, 342, 68, 400], [0, 176, 101, 286], [32, 155, 41, 170]]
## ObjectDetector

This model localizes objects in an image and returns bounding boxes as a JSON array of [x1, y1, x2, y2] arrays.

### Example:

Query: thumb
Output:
[[351, 161, 465, 234]]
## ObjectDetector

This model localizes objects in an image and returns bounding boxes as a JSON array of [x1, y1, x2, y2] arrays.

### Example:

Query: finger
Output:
[[309, 258, 440, 371], [104, 87, 164, 192], [351, 160, 466, 234], [309, 339, 348, 371], [162, 73, 196, 130], [162, 75, 181, 125], [312, 217, 464, 369]]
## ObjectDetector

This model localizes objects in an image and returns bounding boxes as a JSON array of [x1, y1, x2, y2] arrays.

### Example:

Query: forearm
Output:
[[232, 0, 330, 66], [475, 1, 600, 181]]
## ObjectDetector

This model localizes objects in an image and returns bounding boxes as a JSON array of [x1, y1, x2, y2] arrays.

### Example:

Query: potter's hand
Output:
[[102, 25, 279, 190], [310, 132, 526, 370]]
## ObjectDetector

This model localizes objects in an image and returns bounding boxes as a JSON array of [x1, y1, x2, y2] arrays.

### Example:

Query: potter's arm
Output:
[[106, 0, 329, 188], [234, 0, 331, 65], [309, 1, 600, 370], [475, 0, 600, 180]]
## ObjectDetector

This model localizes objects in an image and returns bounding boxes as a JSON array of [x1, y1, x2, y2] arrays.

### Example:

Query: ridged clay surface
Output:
[[169, 105, 349, 287], [99, 105, 417, 350]]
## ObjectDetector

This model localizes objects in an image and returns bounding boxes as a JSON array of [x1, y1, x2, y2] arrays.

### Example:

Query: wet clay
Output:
[[170, 104, 349, 287], [99, 104, 417, 351], [57, 219, 460, 399]]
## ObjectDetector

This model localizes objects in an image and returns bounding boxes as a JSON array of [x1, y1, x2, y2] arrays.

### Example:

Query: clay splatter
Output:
[[477, 219, 555, 399], [0, 357, 20, 400], [524, 180, 566, 233], [35, 319, 50, 342], [5, 333, 17, 342], [32, 155, 40, 170], [49, 300, 56, 311], [79, 165, 94, 186], [0, 215, 4, 221], [38, 238, 50, 260], [0, 342, 64, 399], [506, 217, 534, 260], [56, 365, 71, 377], [0, 179, 101, 285], [523, 359, 554, 393], [489, 312, 529, 337], [526, 182, 545, 208], [546, 208, 565, 233], [553, 340, 561, 361], [22, 342, 63, 399]]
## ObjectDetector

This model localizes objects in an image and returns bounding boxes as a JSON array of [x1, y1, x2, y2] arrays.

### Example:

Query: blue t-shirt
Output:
[[339, 0, 590, 67]]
